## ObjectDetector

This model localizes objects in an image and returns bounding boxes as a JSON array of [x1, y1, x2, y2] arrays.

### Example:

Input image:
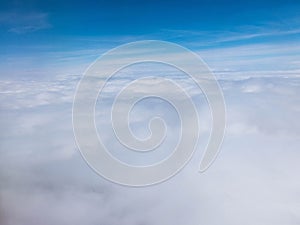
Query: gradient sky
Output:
[[1, 0, 300, 78]]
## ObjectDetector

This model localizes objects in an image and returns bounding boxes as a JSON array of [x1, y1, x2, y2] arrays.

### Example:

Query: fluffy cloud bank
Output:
[[0, 68, 300, 225]]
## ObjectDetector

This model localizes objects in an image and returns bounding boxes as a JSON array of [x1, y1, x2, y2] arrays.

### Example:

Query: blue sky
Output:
[[1, 0, 300, 78], [1, 0, 300, 36]]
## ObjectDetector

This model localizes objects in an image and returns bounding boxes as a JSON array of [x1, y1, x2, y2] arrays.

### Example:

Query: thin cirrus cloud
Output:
[[0, 11, 51, 34], [159, 19, 300, 46]]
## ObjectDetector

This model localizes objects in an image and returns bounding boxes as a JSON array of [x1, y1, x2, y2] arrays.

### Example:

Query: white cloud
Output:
[[0, 60, 300, 225]]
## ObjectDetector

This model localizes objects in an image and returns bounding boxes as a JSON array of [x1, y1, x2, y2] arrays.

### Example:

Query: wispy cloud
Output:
[[0, 12, 51, 34], [213, 28, 300, 43], [161, 19, 300, 45]]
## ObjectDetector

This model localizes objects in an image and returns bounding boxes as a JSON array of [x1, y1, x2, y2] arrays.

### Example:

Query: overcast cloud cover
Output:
[[1, 0, 300, 225]]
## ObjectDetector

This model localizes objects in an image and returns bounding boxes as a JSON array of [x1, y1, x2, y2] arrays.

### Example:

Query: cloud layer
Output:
[[0, 66, 300, 225]]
